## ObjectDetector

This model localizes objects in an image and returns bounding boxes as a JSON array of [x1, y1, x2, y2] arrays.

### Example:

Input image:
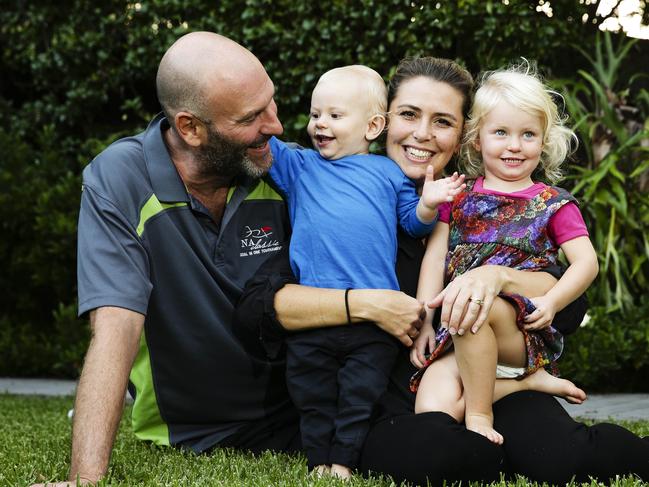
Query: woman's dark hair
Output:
[[388, 57, 474, 117]]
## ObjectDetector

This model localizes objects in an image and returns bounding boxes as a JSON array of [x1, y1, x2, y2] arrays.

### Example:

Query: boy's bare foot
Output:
[[310, 464, 330, 477], [330, 463, 352, 480], [465, 412, 504, 445], [524, 368, 587, 404]]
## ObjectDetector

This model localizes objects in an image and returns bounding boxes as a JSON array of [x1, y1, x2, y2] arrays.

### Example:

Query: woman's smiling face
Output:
[[386, 76, 465, 185]]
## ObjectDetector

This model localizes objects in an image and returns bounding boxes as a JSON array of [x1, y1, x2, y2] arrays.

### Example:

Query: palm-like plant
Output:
[[556, 32, 649, 311]]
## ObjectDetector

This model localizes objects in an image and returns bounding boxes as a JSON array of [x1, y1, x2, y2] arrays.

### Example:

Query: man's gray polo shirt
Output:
[[78, 114, 293, 451]]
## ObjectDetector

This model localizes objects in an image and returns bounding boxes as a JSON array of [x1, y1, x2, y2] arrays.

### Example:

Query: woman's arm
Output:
[[235, 246, 426, 349], [275, 285, 425, 346]]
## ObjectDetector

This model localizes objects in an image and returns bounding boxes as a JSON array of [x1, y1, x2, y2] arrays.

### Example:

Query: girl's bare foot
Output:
[[465, 412, 504, 445], [330, 463, 352, 480], [524, 368, 587, 404], [310, 464, 330, 477]]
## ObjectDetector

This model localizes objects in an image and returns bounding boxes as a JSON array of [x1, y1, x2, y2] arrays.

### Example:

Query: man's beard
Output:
[[196, 125, 270, 179]]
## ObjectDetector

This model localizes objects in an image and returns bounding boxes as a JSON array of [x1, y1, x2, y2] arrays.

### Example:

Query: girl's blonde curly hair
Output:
[[461, 62, 577, 184]]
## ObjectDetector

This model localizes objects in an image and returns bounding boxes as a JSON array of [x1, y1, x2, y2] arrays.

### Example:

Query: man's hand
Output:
[[31, 307, 144, 487], [31, 477, 96, 487], [524, 295, 558, 330]]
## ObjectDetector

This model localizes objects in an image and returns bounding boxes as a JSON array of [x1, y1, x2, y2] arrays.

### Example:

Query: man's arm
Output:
[[32, 307, 143, 486]]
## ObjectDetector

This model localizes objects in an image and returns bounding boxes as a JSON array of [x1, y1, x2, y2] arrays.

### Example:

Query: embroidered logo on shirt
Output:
[[239, 225, 282, 257]]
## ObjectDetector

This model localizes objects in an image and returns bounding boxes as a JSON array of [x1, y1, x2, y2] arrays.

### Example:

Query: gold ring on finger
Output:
[[469, 297, 484, 306]]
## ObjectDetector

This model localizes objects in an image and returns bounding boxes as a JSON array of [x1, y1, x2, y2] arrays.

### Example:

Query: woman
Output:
[[237, 57, 649, 485]]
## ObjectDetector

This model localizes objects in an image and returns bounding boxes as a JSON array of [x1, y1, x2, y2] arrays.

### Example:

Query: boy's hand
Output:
[[524, 295, 558, 330], [410, 322, 436, 369], [421, 167, 466, 210]]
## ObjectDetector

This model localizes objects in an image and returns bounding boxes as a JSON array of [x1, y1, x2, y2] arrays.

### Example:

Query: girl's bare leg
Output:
[[417, 355, 586, 417], [415, 353, 464, 421], [452, 297, 525, 445], [494, 368, 587, 404]]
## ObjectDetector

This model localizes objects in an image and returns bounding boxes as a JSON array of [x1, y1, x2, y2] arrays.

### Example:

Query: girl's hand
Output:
[[524, 295, 558, 330], [420, 168, 466, 210], [410, 323, 436, 369]]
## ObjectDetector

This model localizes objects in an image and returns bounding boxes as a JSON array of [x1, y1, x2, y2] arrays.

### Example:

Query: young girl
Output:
[[409, 65, 599, 444]]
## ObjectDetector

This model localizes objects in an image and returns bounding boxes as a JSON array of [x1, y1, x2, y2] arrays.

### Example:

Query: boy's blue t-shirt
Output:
[[269, 137, 434, 290]]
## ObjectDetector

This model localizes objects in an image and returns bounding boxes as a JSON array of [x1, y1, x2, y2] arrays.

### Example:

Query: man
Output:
[[32, 31, 350, 485]]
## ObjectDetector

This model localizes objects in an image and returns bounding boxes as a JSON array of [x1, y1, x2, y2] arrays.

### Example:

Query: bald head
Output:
[[156, 32, 265, 124]]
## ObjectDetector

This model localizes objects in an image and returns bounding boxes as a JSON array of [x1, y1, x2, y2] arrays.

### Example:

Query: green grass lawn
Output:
[[2, 394, 648, 487]]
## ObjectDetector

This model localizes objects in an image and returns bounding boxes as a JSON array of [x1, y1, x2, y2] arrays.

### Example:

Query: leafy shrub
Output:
[[562, 299, 649, 392], [0, 125, 117, 377]]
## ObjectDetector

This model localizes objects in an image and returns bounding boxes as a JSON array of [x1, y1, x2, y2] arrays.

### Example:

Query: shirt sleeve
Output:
[[548, 202, 589, 245], [438, 202, 452, 223], [396, 176, 437, 238], [234, 245, 297, 359], [268, 137, 308, 198], [77, 185, 152, 317]]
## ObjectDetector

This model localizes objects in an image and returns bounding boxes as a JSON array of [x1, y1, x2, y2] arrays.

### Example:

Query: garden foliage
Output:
[[1, 1, 647, 388]]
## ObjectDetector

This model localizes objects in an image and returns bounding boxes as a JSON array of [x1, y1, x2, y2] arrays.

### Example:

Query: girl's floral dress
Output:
[[410, 180, 577, 392]]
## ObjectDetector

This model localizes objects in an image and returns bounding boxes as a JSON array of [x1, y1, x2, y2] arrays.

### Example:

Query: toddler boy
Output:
[[268, 65, 464, 478]]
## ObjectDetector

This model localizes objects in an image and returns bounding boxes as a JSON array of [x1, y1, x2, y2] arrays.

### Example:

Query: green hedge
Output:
[[1, 1, 648, 389], [562, 299, 649, 392]]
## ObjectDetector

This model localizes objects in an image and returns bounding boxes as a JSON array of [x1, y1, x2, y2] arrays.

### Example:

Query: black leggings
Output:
[[495, 391, 649, 483], [360, 411, 504, 486], [360, 391, 649, 486]]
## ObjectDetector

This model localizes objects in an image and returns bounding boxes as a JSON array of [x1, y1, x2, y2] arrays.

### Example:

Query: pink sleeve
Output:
[[438, 202, 452, 223], [548, 202, 589, 245]]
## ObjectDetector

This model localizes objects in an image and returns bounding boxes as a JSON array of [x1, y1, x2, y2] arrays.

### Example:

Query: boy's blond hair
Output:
[[317, 65, 387, 119], [461, 62, 577, 183]]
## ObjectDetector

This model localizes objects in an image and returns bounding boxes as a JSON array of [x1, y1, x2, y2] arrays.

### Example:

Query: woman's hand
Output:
[[426, 265, 507, 336], [352, 289, 426, 347]]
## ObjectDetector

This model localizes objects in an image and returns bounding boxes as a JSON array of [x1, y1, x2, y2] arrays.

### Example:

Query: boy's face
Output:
[[306, 76, 373, 160]]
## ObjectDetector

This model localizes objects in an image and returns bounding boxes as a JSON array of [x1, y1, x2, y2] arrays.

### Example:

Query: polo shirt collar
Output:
[[142, 112, 261, 204], [143, 113, 190, 203]]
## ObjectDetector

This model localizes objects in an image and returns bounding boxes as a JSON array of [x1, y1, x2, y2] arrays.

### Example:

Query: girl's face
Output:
[[386, 76, 464, 185], [475, 100, 544, 191]]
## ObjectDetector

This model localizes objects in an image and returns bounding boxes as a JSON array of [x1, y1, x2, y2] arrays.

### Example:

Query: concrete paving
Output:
[[561, 393, 649, 421], [0, 378, 77, 396], [1, 378, 648, 421]]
